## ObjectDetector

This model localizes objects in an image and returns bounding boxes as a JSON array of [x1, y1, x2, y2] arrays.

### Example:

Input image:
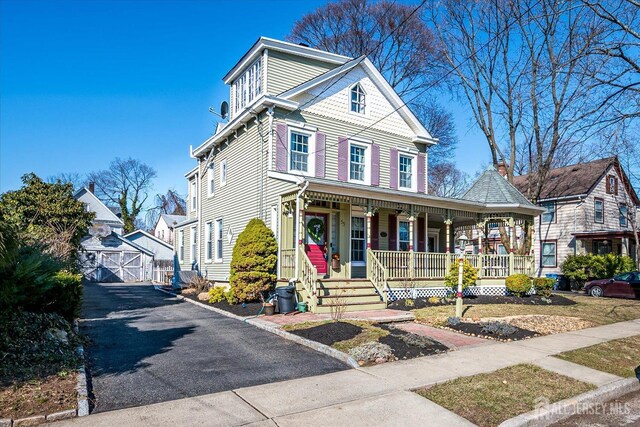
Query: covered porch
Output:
[[274, 174, 540, 313]]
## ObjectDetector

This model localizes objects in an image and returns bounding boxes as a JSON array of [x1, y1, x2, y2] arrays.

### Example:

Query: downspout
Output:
[[295, 180, 310, 279], [574, 197, 584, 255], [197, 157, 202, 274]]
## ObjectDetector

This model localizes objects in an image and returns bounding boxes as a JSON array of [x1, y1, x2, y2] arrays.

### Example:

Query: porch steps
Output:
[[314, 278, 386, 313]]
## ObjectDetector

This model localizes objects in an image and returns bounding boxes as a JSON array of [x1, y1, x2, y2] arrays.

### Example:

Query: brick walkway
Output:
[[394, 322, 489, 349], [257, 309, 414, 327]]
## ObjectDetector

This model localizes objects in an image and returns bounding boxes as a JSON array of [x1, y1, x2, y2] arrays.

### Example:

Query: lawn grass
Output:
[[413, 294, 640, 326], [282, 320, 389, 352], [417, 364, 595, 427], [555, 335, 640, 378]]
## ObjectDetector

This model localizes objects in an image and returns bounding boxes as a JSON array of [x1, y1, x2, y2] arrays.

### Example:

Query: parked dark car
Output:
[[584, 271, 640, 299]]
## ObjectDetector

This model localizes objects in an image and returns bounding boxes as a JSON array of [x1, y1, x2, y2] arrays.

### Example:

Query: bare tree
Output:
[[429, 162, 470, 198], [411, 103, 458, 165], [145, 189, 187, 231], [288, 0, 446, 99], [87, 158, 157, 233], [48, 172, 86, 192]]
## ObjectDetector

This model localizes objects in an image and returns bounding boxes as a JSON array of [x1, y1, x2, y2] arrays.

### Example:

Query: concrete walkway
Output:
[[54, 318, 640, 427], [393, 322, 489, 349]]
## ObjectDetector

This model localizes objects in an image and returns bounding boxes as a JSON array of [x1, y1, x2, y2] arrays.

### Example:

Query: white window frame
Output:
[[178, 229, 184, 262], [349, 83, 366, 115], [497, 244, 508, 255], [398, 151, 417, 192], [288, 128, 315, 176], [348, 139, 371, 185], [207, 163, 215, 197], [541, 201, 556, 224], [350, 216, 366, 266], [205, 221, 213, 263], [190, 226, 197, 264], [594, 199, 604, 224], [541, 241, 557, 267], [220, 160, 227, 187], [398, 220, 411, 251], [214, 218, 223, 263], [190, 180, 197, 212], [233, 59, 261, 114], [619, 204, 628, 227]]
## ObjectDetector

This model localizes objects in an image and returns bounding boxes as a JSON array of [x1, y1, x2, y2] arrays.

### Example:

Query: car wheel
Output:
[[589, 286, 604, 297]]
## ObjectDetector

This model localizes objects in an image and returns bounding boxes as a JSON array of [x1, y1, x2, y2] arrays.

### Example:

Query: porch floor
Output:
[[256, 309, 415, 327]]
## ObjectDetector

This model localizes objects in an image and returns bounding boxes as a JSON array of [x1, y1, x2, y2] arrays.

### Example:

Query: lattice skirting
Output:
[[388, 285, 536, 301]]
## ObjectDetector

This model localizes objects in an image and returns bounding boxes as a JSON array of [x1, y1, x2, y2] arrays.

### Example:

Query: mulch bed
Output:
[[389, 294, 576, 311], [378, 325, 449, 360], [289, 322, 363, 346], [0, 374, 77, 419], [180, 292, 264, 317], [442, 321, 538, 341]]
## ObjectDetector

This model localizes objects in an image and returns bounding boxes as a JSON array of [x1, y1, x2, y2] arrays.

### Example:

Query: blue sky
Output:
[[1, 0, 489, 201]]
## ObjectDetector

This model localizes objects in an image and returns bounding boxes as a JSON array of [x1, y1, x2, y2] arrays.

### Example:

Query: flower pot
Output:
[[263, 303, 275, 316]]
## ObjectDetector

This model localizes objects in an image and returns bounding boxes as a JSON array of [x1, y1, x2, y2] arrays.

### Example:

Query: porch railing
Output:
[[482, 254, 510, 278], [366, 249, 388, 303], [513, 255, 535, 276], [298, 246, 318, 311], [280, 248, 296, 279]]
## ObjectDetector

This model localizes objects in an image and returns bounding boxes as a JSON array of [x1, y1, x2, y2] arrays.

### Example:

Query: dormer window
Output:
[[233, 59, 261, 113], [350, 83, 366, 114]]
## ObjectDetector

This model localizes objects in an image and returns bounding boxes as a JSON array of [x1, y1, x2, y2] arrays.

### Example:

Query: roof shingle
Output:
[[462, 166, 534, 206]]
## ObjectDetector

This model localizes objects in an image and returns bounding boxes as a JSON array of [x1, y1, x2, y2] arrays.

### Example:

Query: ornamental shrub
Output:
[[443, 259, 478, 290], [229, 218, 278, 303], [560, 255, 591, 289], [208, 287, 226, 304], [505, 274, 531, 297], [561, 254, 636, 289], [532, 277, 555, 297]]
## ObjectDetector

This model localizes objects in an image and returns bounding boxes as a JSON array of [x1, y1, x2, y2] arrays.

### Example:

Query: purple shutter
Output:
[[371, 143, 380, 186], [418, 153, 426, 193], [389, 148, 398, 190], [417, 216, 426, 252], [370, 214, 379, 250], [388, 214, 397, 250], [338, 137, 348, 181], [275, 123, 288, 172], [315, 132, 326, 178]]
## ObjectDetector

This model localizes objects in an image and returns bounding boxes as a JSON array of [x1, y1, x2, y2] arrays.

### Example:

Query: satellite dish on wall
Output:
[[220, 101, 229, 120]]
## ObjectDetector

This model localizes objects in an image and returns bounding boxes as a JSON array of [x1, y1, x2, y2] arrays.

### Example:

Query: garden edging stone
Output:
[[73, 320, 89, 417], [154, 285, 360, 368], [499, 377, 640, 427]]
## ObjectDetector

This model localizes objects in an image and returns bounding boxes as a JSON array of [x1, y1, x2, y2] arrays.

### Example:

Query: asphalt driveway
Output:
[[80, 282, 348, 413]]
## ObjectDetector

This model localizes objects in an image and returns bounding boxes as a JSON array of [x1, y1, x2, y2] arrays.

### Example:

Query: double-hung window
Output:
[[398, 220, 410, 251], [290, 131, 309, 173], [178, 230, 184, 262], [399, 154, 414, 190], [541, 202, 556, 223], [233, 60, 261, 113], [350, 83, 366, 114], [541, 241, 556, 267], [205, 222, 213, 262], [594, 199, 604, 224], [190, 180, 197, 212], [349, 144, 366, 182], [215, 219, 223, 262], [190, 226, 197, 264], [207, 163, 215, 197], [619, 204, 628, 227], [351, 217, 365, 264], [220, 160, 227, 187]]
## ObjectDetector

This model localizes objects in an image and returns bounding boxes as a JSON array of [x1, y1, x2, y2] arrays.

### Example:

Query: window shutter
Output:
[[418, 153, 426, 193], [370, 214, 379, 250], [417, 216, 426, 252], [614, 178, 619, 195], [371, 143, 380, 186], [338, 137, 348, 181], [606, 175, 611, 193], [388, 214, 397, 250], [315, 132, 326, 178], [389, 148, 398, 190], [275, 123, 288, 172]]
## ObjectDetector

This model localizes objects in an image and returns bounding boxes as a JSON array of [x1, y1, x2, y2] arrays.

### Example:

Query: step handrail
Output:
[[366, 249, 388, 303], [298, 246, 318, 311]]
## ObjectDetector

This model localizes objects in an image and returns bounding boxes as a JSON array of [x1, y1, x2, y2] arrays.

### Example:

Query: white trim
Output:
[[284, 119, 318, 132], [214, 218, 223, 263], [123, 229, 174, 250], [347, 140, 371, 186], [350, 214, 366, 266], [73, 187, 125, 225], [263, 49, 269, 94], [190, 226, 197, 264], [207, 162, 215, 197], [223, 37, 350, 84], [184, 165, 199, 178], [427, 230, 439, 253], [398, 152, 418, 192], [204, 221, 213, 263], [348, 82, 368, 117], [287, 127, 315, 177], [190, 179, 197, 212], [220, 159, 227, 187]]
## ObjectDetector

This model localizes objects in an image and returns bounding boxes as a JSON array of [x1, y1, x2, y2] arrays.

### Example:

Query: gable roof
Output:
[[124, 229, 174, 250], [512, 157, 640, 204], [160, 214, 187, 227], [113, 233, 154, 256], [74, 187, 124, 225], [463, 166, 535, 207], [279, 57, 436, 145]]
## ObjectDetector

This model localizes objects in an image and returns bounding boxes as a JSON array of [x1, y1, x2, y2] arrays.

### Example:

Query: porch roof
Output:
[[269, 171, 543, 217], [572, 230, 636, 239]]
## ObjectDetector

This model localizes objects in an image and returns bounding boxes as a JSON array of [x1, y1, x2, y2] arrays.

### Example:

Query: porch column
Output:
[[408, 210, 415, 279], [508, 217, 515, 275], [444, 218, 452, 271], [477, 221, 485, 279], [621, 237, 629, 256], [528, 221, 536, 275], [294, 198, 306, 278]]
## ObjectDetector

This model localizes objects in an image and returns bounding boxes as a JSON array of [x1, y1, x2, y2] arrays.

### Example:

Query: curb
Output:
[[153, 285, 359, 369], [499, 377, 640, 427], [73, 320, 90, 417]]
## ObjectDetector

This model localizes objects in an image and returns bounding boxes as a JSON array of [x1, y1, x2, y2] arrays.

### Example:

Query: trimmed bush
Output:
[[532, 277, 555, 297], [208, 287, 226, 304], [505, 274, 531, 297], [561, 254, 637, 289], [229, 218, 278, 302], [443, 259, 478, 290]]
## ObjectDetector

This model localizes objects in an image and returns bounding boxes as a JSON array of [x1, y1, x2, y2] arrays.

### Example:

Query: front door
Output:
[[305, 213, 328, 275]]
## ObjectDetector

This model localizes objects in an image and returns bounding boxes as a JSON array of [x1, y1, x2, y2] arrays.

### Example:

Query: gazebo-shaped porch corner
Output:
[[275, 168, 542, 313]]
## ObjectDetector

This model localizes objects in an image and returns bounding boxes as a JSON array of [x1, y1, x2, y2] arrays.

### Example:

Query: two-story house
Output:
[[513, 157, 639, 277], [173, 37, 542, 312], [154, 213, 187, 244]]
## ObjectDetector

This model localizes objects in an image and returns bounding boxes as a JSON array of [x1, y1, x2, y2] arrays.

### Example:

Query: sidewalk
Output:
[[53, 318, 640, 427]]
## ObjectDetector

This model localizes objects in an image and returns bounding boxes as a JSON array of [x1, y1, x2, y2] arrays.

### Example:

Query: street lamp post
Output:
[[455, 234, 468, 318]]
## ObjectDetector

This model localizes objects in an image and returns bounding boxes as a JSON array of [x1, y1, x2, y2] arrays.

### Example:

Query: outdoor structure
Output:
[[124, 229, 175, 282], [173, 37, 541, 312], [154, 213, 186, 244], [513, 157, 639, 277]]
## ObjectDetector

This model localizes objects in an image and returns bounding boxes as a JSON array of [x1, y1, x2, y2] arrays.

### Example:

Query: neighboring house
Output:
[[513, 157, 639, 277], [75, 187, 158, 282], [173, 37, 542, 312], [154, 213, 186, 244]]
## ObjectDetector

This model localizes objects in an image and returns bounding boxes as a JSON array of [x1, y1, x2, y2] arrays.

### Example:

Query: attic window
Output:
[[233, 59, 261, 113], [350, 83, 366, 114], [606, 175, 618, 195]]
